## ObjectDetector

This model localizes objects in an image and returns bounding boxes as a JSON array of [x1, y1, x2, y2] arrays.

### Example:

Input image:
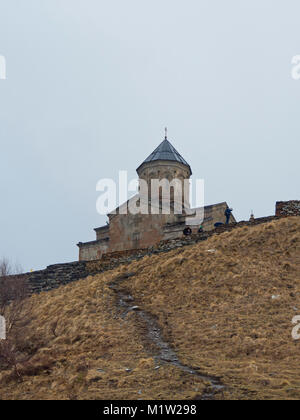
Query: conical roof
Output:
[[137, 138, 191, 174]]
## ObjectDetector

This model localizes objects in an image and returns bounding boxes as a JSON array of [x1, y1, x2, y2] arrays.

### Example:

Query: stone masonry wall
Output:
[[78, 202, 235, 261], [78, 239, 109, 261], [2, 215, 281, 298], [276, 201, 300, 217]]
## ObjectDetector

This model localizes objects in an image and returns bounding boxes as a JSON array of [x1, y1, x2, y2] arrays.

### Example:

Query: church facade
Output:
[[77, 136, 235, 261]]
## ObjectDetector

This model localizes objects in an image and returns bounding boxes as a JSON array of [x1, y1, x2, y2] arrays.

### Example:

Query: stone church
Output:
[[78, 135, 235, 261]]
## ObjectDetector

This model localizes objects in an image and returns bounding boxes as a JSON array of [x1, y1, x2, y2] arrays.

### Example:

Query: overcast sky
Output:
[[0, 0, 299, 271]]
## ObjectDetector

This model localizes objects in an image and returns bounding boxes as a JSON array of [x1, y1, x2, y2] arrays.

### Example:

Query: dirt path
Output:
[[109, 272, 225, 400]]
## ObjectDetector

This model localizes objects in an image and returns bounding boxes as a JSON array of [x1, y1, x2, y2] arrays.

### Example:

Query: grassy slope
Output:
[[0, 217, 300, 400]]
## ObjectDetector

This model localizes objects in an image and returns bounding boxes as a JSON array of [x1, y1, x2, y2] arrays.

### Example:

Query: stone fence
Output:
[[0, 215, 284, 297], [276, 201, 300, 217]]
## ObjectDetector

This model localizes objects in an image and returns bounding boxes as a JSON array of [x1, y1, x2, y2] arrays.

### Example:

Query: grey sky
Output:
[[0, 0, 299, 271]]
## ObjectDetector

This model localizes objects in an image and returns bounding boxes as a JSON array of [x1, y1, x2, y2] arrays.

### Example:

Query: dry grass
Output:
[[0, 217, 299, 399]]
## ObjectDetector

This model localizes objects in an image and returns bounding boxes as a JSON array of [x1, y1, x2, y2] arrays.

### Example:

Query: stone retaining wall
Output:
[[2, 215, 280, 297]]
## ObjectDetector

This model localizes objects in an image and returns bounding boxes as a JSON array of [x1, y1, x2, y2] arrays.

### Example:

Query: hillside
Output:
[[0, 217, 300, 400]]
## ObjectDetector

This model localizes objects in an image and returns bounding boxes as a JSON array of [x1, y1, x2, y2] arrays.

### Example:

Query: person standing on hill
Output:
[[225, 207, 233, 224]]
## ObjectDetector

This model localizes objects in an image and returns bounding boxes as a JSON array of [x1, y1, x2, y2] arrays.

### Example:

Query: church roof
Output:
[[137, 138, 192, 174]]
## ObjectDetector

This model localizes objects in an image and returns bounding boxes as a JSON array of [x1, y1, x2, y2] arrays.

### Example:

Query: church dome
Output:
[[137, 138, 192, 175]]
